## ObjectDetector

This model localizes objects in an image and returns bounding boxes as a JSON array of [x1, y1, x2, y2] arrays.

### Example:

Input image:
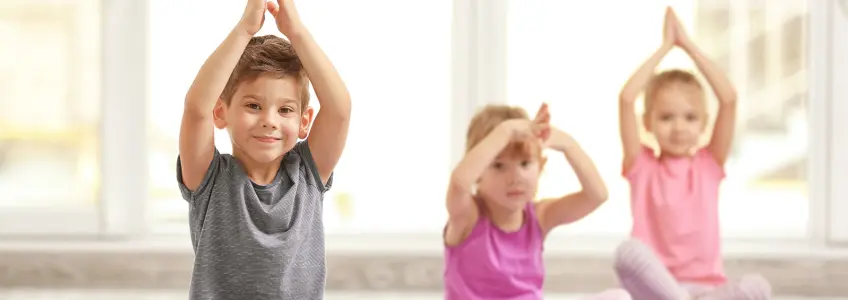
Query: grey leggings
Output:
[[613, 239, 772, 300]]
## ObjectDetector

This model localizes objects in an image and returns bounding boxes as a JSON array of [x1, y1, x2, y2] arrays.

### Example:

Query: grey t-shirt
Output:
[[177, 141, 332, 300]]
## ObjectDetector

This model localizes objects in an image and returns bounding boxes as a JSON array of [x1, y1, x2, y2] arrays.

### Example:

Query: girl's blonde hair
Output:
[[465, 105, 542, 159], [644, 69, 706, 114]]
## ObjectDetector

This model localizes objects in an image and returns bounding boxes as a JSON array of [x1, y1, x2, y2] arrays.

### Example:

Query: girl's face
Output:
[[645, 84, 707, 157], [476, 141, 545, 211]]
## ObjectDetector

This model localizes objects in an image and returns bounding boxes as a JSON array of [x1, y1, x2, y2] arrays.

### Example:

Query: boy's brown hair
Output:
[[644, 69, 705, 113], [220, 35, 311, 110], [465, 105, 542, 159]]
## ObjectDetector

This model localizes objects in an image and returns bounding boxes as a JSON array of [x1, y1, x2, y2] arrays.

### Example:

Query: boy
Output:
[[177, 0, 351, 299]]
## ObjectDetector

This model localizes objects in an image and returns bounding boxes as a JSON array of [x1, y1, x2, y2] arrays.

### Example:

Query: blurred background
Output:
[[1, 0, 847, 299]]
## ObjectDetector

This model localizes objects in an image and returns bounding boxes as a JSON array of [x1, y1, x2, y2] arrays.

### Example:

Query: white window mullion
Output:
[[806, 0, 830, 245], [450, 0, 509, 167], [473, 0, 508, 107], [826, 0, 848, 244], [100, 0, 149, 237]]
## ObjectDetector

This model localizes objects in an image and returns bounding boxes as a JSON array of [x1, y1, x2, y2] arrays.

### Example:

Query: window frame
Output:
[[2, 0, 843, 251], [0, 0, 106, 236], [474, 0, 839, 248], [820, 0, 848, 244]]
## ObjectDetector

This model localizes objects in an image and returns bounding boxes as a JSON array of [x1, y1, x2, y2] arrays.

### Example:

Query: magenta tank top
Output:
[[443, 202, 545, 300]]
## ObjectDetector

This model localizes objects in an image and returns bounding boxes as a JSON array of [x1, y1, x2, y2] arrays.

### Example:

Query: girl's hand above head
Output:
[[531, 102, 552, 141], [502, 119, 550, 144], [668, 8, 694, 51], [662, 7, 676, 49], [544, 127, 577, 153], [533, 103, 551, 125]]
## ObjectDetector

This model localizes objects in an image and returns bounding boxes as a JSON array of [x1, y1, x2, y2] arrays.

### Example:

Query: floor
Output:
[[0, 290, 840, 300]]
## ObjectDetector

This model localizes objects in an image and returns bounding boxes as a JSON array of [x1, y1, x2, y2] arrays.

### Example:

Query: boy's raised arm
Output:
[[269, 0, 352, 186], [179, 0, 266, 192]]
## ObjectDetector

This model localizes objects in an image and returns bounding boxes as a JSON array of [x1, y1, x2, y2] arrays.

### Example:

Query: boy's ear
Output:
[[299, 106, 315, 139], [213, 99, 228, 129]]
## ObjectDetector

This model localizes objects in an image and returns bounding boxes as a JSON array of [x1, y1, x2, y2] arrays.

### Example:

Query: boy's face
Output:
[[215, 75, 313, 163]]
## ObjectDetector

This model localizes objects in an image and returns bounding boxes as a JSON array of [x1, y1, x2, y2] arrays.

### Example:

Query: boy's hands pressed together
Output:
[[268, 0, 306, 37], [239, 0, 271, 36]]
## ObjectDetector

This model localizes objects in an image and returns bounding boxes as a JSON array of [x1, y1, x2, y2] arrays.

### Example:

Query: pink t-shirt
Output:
[[625, 146, 726, 285]]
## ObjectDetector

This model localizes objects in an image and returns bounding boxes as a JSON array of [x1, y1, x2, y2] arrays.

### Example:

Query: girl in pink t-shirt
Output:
[[444, 104, 630, 300], [613, 8, 771, 300]]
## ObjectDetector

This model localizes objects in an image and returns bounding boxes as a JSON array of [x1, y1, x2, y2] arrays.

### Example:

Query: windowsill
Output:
[[1, 234, 845, 260]]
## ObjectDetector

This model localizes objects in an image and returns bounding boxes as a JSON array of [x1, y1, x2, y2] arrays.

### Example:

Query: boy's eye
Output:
[[493, 162, 503, 169], [521, 160, 530, 167], [246, 103, 260, 110], [660, 113, 673, 121], [279, 107, 295, 114]]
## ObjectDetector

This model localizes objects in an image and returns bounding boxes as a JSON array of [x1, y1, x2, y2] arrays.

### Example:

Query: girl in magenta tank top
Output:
[[443, 104, 631, 300]]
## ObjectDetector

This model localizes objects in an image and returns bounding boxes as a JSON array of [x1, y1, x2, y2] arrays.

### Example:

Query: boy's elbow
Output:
[[618, 93, 636, 105], [324, 97, 352, 120], [183, 97, 212, 117]]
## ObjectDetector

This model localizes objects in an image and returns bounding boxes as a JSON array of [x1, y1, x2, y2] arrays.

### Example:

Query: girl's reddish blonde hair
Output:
[[465, 105, 542, 159]]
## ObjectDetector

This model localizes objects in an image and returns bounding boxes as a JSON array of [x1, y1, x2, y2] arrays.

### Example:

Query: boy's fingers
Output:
[[267, 1, 279, 15], [249, 0, 266, 10]]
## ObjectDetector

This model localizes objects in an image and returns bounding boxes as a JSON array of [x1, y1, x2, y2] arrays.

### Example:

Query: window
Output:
[[782, 16, 805, 77], [694, 0, 729, 42], [147, 0, 454, 234], [2, 0, 837, 250], [0, 1, 101, 234], [505, 0, 809, 239], [747, 34, 767, 91], [824, 0, 848, 243]]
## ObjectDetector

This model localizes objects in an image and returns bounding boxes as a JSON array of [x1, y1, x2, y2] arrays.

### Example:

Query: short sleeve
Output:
[[623, 145, 658, 180], [176, 148, 224, 203], [694, 148, 726, 180], [291, 140, 333, 192]]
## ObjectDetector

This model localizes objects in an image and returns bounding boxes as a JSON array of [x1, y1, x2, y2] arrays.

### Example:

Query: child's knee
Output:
[[738, 274, 772, 298], [585, 289, 632, 300], [604, 288, 633, 300], [613, 239, 650, 272]]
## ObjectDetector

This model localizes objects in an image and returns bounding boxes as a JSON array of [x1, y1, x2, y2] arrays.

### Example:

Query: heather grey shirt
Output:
[[177, 141, 332, 300]]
